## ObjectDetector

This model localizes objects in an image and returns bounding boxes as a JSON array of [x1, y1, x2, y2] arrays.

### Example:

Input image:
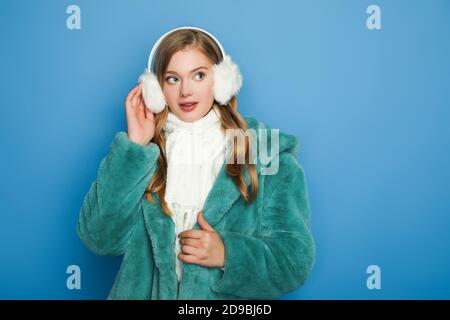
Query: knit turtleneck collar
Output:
[[163, 104, 222, 135], [162, 102, 227, 210]]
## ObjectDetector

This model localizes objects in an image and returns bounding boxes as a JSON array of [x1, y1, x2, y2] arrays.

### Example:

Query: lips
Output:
[[178, 101, 198, 107], [178, 101, 199, 112]]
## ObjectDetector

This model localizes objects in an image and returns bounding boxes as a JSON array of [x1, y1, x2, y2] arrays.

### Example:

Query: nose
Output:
[[180, 80, 193, 98]]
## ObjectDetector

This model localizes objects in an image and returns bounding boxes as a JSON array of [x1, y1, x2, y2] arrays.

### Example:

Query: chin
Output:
[[174, 110, 200, 123], [177, 107, 210, 123]]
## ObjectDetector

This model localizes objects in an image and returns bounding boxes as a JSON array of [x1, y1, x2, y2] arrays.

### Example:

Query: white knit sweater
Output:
[[162, 105, 226, 283]]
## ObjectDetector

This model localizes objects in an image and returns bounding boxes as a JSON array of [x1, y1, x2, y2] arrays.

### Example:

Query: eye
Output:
[[194, 72, 205, 81], [165, 76, 178, 84]]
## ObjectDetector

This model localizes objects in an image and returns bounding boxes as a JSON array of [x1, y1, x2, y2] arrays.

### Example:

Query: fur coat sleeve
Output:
[[77, 132, 160, 256]]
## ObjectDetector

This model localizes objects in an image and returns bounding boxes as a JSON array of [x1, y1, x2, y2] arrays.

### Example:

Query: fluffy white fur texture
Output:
[[212, 54, 243, 105], [137, 54, 243, 114], [138, 70, 166, 114]]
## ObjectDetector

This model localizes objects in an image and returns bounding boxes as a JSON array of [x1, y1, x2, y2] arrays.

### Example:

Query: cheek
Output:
[[163, 85, 178, 102], [198, 78, 214, 99]]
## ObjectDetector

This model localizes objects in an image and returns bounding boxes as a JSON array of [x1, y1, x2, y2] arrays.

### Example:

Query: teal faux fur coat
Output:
[[77, 116, 315, 300]]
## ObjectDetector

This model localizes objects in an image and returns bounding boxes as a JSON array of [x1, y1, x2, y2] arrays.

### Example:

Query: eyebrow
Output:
[[165, 66, 208, 76]]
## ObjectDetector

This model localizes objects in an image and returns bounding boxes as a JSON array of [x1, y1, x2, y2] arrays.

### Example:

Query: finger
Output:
[[136, 103, 146, 121], [197, 211, 214, 232], [140, 96, 150, 118], [181, 245, 203, 257], [140, 99, 150, 120], [127, 85, 138, 99], [145, 107, 155, 121], [131, 86, 142, 107], [180, 238, 201, 248], [126, 85, 139, 103], [126, 91, 139, 112], [179, 230, 203, 239], [138, 95, 146, 114], [131, 83, 142, 101], [179, 253, 202, 265]]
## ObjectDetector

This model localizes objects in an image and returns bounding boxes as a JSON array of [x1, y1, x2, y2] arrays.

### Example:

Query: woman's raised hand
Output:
[[125, 83, 156, 146]]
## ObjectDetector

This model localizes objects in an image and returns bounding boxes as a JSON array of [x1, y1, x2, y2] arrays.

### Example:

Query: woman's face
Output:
[[163, 46, 215, 122]]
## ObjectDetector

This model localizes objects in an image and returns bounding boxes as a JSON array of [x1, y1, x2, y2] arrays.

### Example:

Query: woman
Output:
[[77, 26, 315, 300]]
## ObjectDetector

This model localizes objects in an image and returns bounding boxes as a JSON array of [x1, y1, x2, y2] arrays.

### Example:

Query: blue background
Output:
[[1, 0, 449, 299]]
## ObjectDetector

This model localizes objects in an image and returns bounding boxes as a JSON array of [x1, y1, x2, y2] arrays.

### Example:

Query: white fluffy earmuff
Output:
[[138, 26, 243, 114]]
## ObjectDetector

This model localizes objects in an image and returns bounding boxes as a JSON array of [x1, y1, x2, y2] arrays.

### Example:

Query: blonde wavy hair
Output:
[[143, 29, 259, 216]]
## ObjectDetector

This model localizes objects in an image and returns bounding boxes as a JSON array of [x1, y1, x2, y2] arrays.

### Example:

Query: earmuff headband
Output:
[[147, 26, 226, 72]]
